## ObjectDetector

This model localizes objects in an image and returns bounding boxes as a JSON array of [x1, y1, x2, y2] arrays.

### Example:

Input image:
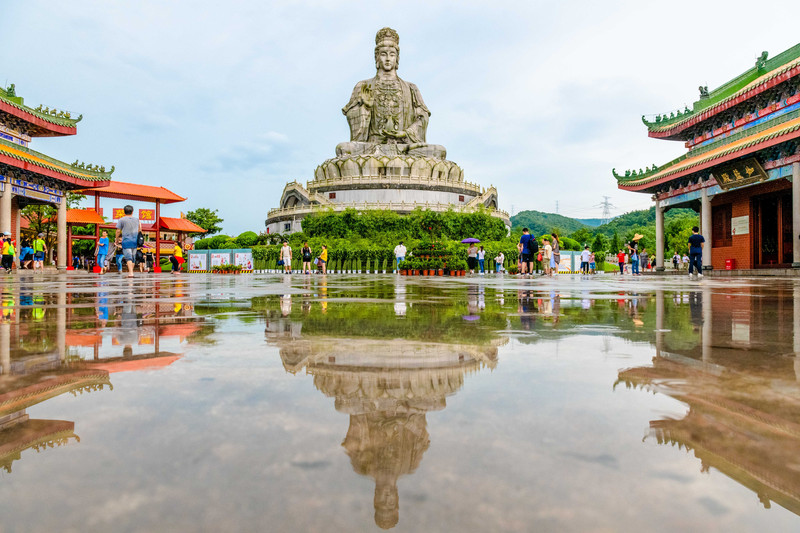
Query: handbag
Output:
[[277, 259, 284, 266], [537, 253, 542, 262], [313, 257, 319, 265], [137, 231, 145, 247]]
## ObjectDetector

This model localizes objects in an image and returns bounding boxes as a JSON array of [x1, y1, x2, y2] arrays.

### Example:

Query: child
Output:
[[617, 249, 626, 275]]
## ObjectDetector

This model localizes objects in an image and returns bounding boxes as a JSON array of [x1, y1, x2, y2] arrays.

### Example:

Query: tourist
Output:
[[639, 248, 649, 272], [319, 244, 328, 274], [682, 253, 689, 269], [95, 230, 110, 274], [518, 228, 536, 276], [631, 245, 640, 275], [494, 251, 504, 273], [688, 226, 705, 278], [617, 249, 626, 274], [116, 249, 124, 273], [467, 243, 478, 274], [170, 241, 184, 274], [551, 233, 560, 276], [19, 239, 32, 269], [580, 245, 591, 274], [135, 246, 147, 273], [280, 241, 292, 273], [672, 252, 680, 270], [301, 242, 312, 274], [2, 235, 15, 273], [115, 205, 140, 278], [393, 241, 406, 271], [477, 246, 486, 274], [33, 233, 47, 271], [542, 238, 552, 276], [589, 251, 596, 274]]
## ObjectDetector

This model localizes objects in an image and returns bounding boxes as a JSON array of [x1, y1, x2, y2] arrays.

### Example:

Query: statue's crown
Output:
[[375, 27, 399, 49]]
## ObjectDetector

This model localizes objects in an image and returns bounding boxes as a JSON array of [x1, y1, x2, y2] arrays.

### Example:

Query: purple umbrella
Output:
[[461, 238, 480, 243]]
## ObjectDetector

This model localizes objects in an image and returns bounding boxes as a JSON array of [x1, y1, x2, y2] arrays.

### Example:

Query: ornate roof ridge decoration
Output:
[[615, 115, 800, 188], [641, 43, 800, 135], [0, 84, 83, 128], [0, 136, 114, 182]]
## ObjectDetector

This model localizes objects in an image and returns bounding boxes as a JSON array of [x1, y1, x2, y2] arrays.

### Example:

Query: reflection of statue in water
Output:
[[336, 27, 446, 160]]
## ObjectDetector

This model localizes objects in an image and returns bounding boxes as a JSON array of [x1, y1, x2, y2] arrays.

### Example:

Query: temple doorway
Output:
[[753, 192, 793, 267]]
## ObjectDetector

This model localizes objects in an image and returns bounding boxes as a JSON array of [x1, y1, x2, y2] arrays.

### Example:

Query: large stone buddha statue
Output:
[[336, 28, 447, 160]]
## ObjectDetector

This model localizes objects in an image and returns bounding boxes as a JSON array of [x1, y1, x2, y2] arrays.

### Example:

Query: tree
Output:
[[186, 207, 224, 236]]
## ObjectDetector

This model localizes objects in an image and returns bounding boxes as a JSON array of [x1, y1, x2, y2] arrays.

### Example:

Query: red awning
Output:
[[89, 354, 181, 374], [65, 209, 105, 225], [157, 217, 206, 233], [77, 180, 187, 204]]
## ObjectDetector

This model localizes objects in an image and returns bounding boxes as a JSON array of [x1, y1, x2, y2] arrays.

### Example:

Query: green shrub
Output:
[[236, 231, 259, 247]]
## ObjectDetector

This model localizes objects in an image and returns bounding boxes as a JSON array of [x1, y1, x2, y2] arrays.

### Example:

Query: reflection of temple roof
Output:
[[84, 353, 181, 374], [618, 351, 800, 515], [0, 370, 111, 417], [0, 419, 77, 473]]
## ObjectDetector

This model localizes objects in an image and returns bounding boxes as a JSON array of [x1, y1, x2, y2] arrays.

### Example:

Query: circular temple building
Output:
[[265, 28, 509, 235]]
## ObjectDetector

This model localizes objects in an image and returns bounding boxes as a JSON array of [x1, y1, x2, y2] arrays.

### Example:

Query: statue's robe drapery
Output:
[[342, 76, 430, 144]]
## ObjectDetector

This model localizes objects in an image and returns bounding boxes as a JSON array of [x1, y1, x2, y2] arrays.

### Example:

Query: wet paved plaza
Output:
[[1, 272, 800, 532]]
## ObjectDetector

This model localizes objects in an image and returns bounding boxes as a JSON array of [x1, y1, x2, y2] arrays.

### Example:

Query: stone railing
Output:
[[267, 201, 509, 221], [307, 175, 484, 194]]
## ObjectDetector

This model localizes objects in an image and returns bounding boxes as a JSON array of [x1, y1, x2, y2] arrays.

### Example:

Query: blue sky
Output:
[[3, 0, 800, 235]]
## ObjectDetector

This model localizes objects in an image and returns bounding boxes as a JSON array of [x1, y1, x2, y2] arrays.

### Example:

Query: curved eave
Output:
[[618, 118, 800, 193], [645, 61, 800, 140], [0, 153, 111, 188], [0, 100, 78, 136]]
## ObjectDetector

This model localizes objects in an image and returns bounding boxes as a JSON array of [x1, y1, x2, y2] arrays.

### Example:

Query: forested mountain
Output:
[[509, 210, 590, 236]]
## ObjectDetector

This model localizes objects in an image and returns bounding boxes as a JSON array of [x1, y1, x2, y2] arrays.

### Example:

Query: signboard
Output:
[[139, 209, 155, 226], [188, 251, 208, 271], [210, 252, 230, 268], [731, 215, 749, 236], [234, 252, 253, 270], [715, 158, 768, 191], [113, 208, 126, 220]]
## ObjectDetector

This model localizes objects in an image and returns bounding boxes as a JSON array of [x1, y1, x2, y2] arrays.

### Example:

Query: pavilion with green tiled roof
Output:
[[614, 43, 800, 272], [0, 82, 113, 269]]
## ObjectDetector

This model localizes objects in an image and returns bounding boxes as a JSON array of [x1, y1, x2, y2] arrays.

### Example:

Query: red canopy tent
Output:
[[75, 181, 189, 272]]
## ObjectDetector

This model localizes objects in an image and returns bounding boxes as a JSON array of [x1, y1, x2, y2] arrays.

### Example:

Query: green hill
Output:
[[510, 210, 589, 235]]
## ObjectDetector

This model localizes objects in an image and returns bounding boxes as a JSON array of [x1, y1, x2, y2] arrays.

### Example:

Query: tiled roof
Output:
[[643, 43, 800, 137], [157, 217, 206, 233], [64, 209, 105, 225], [0, 87, 82, 136], [79, 181, 186, 204], [618, 115, 800, 190], [0, 137, 112, 187]]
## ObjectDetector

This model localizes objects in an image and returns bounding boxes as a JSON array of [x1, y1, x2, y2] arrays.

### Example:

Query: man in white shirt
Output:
[[394, 242, 407, 271], [580, 246, 591, 274]]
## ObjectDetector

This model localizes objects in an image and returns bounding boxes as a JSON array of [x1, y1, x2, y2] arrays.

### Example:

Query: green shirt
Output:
[[33, 239, 45, 252]]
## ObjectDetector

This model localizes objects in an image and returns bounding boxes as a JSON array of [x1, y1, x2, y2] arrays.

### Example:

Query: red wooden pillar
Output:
[[154, 200, 161, 272], [94, 192, 100, 240], [66, 224, 74, 270]]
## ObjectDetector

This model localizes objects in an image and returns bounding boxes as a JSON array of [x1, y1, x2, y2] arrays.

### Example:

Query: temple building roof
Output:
[[77, 180, 186, 203], [0, 84, 82, 136], [641, 43, 800, 140], [0, 137, 113, 187], [157, 216, 206, 233], [614, 114, 800, 192]]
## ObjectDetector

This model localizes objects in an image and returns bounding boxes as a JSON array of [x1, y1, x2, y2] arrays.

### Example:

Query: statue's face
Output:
[[376, 46, 398, 72]]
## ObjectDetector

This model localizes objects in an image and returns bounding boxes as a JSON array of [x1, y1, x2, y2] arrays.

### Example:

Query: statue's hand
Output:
[[360, 84, 373, 107], [383, 129, 407, 140]]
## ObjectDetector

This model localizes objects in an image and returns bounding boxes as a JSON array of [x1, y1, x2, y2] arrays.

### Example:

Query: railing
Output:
[[267, 201, 509, 220], [307, 175, 484, 194]]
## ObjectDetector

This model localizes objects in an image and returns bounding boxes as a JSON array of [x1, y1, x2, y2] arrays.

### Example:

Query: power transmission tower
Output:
[[594, 196, 616, 224]]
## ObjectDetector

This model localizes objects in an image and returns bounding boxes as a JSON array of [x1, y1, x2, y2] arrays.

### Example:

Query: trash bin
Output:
[[725, 258, 735, 270]]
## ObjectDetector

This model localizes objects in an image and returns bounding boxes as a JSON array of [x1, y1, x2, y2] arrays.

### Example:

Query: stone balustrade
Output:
[[267, 201, 510, 221], [307, 175, 484, 194]]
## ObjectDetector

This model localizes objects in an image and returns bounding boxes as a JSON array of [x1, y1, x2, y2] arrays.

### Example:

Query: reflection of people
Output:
[[280, 294, 292, 317]]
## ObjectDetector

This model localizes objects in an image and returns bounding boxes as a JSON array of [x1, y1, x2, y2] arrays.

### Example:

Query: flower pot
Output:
[[422, 270, 428, 276], [450, 271, 456, 276], [438, 269, 444, 276], [412, 270, 419, 276], [400, 269, 407, 275]]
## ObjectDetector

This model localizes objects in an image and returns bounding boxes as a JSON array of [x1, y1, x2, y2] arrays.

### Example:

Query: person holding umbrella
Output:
[[461, 238, 480, 274]]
